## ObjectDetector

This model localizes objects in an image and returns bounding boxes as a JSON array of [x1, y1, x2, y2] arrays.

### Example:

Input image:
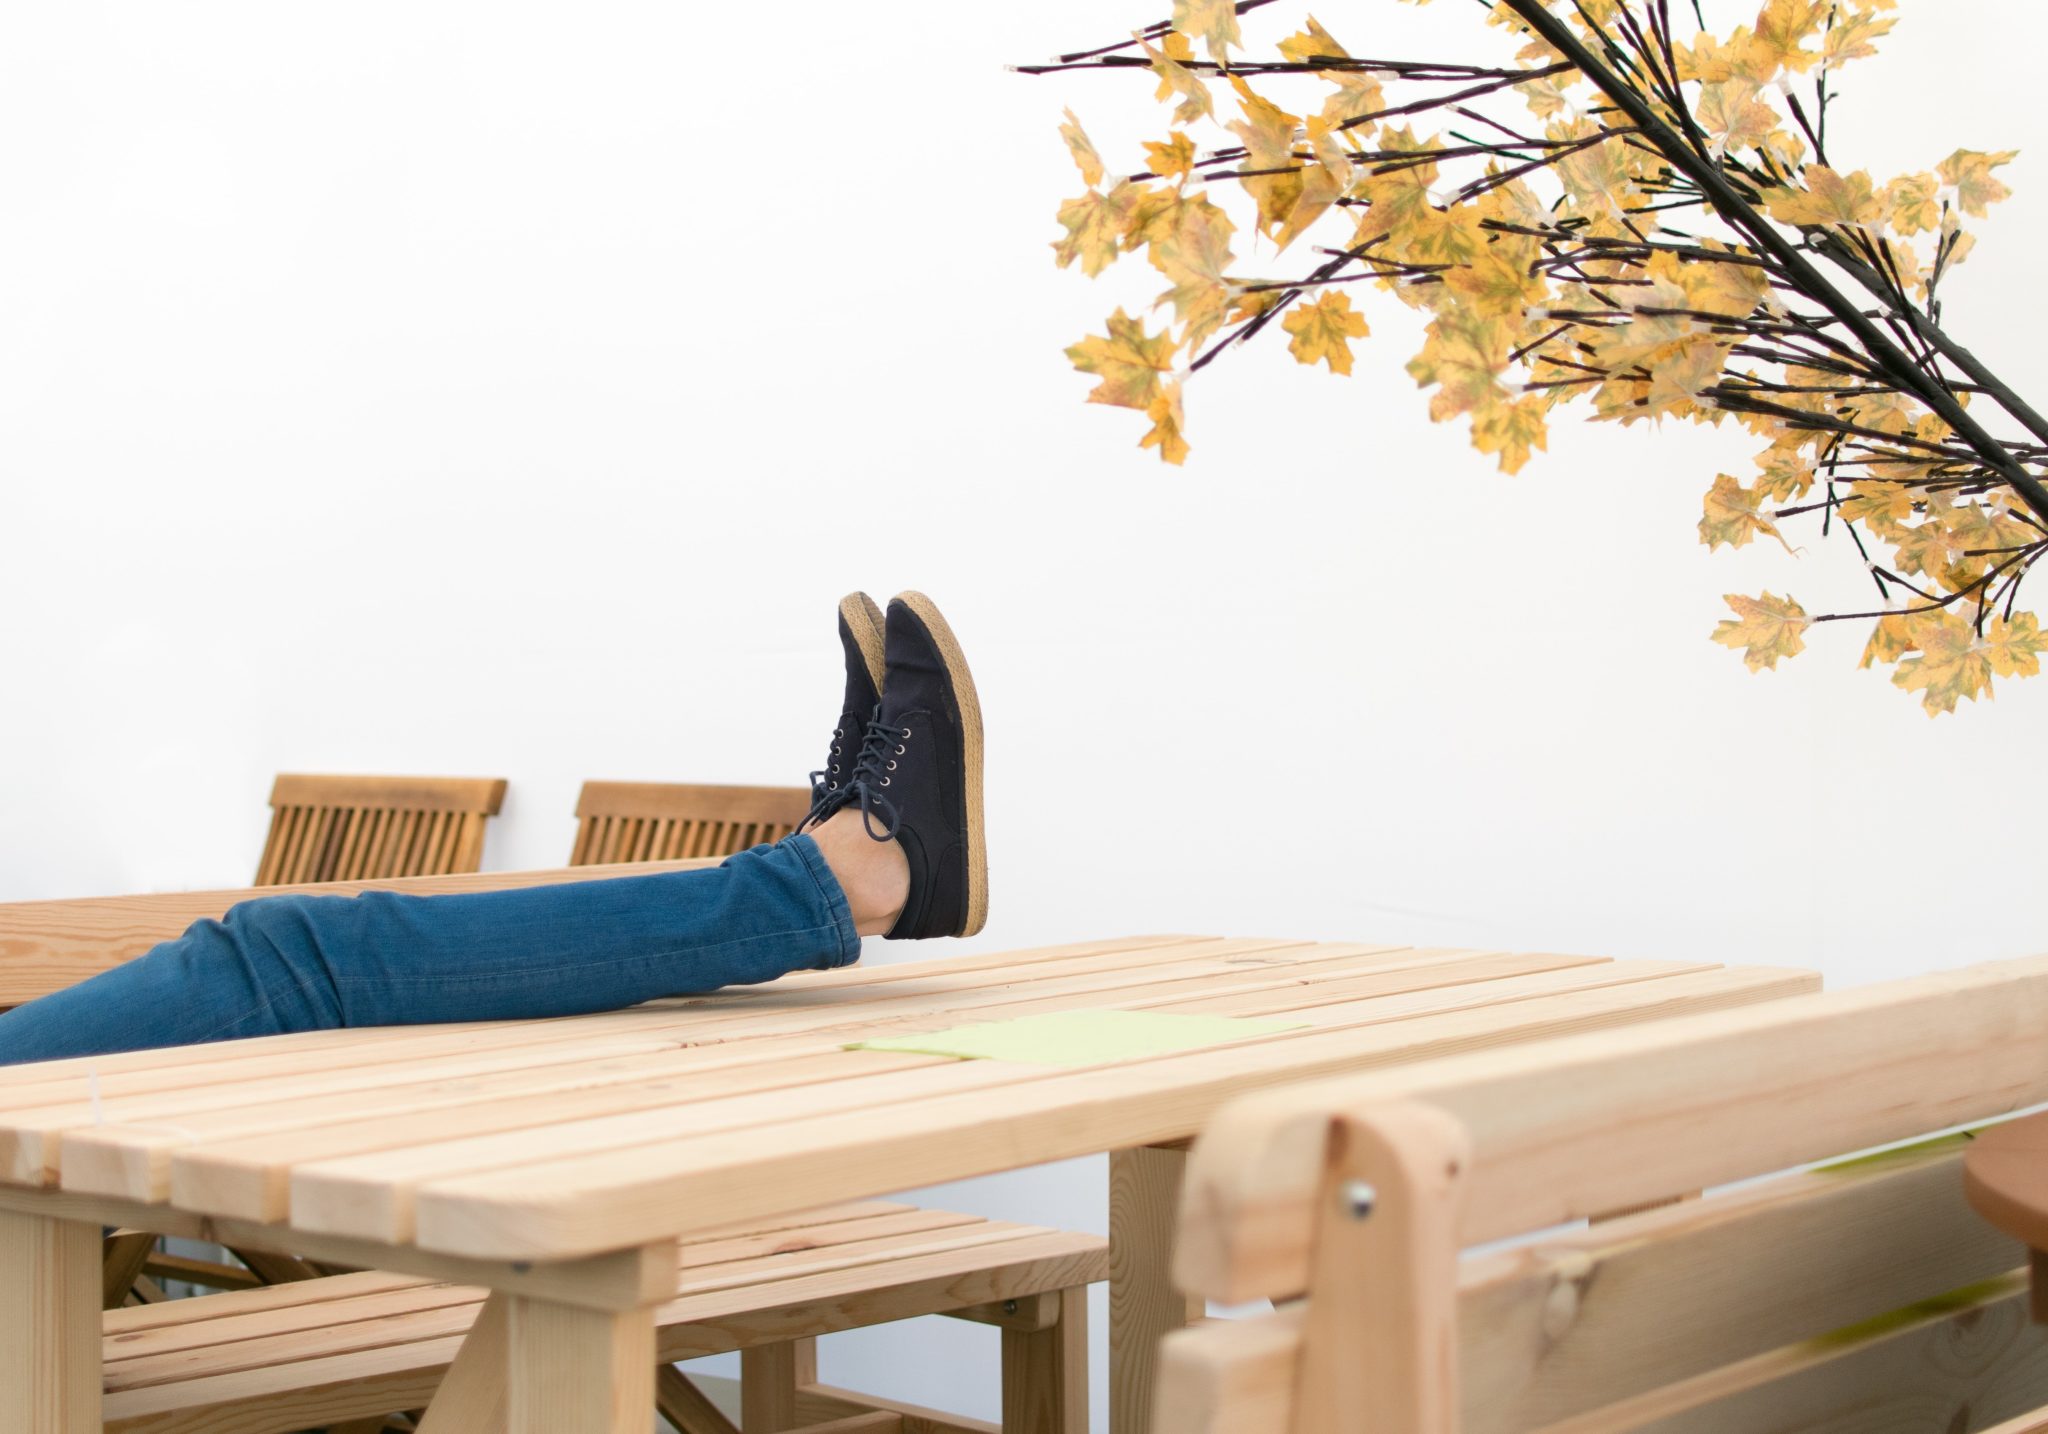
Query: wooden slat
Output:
[[273, 957, 1708, 1240], [270, 775, 508, 816], [39, 941, 1460, 1190], [1002, 1286, 1086, 1434], [389, 967, 1813, 1260], [1461, 1141, 2023, 1430], [1174, 953, 2048, 1306]]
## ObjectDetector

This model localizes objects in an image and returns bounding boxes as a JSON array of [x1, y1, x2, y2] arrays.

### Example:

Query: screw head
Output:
[[1002, 1299, 1020, 1315], [1341, 1180, 1377, 1220]]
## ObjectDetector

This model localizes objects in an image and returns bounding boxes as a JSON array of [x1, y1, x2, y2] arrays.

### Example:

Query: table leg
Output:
[[506, 1293, 656, 1434], [1109, 1145, 1204, 1434], [0, 1207, 101, 1433]]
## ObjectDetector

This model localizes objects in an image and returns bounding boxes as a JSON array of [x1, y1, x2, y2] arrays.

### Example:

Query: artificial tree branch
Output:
[[1498, 0, 2048, 528]]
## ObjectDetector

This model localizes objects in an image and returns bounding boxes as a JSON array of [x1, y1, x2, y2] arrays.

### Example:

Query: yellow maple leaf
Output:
[[1471, 395, 1549, 475], [1937, 148, 2019, 218], [1145, 133, 1198, 180], [1822, 4, 1897, 67], [1275, 159, 1343, 253], [1227, 81, 1304, 236], [1059, 109, 1104, 188], [1765, 166, 1884, 230], [1747, 0, 1827, 77], [1696, 79, 1780, 155], [1752, 446, 1815, 502], [1698, 473, 1788, 551], [1148, 196, 1239, 349], [1859, 611, 1917, 669], [1142, 380, 1190, 465], [1066, 309, 1179, 410], [1319, 72, 1384, 133], [1278, 16, 1349, 63], [1409, 304, 1511, 421], [1984, 612, 2048, 678], [1883, 172, 1943, 235], [1145, 33, 1214, 126], [1711, 591, 1809, 670], [1174, 0, 1241, 62], [1890, 517, 1956, 581], [1282, 290, 1369, 375], [1053, 182, 1146, 278], [1837, 480, 1912, 532], [1892, 610, 1993, 714]]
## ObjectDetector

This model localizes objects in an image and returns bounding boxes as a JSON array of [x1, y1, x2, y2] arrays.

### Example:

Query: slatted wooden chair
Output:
[[1154, 955, 2048, 1434], [570, 781, 812, 866], [255, 775, 508, 886], [100, 1201, 1102, 1433]]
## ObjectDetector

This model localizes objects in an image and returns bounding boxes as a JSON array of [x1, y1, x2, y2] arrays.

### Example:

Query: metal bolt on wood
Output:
[[1341, 1180, 1377, 1220]]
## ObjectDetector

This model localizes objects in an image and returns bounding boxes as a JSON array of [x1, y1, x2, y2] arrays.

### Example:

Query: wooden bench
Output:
[[1154, 954, 2048, 1433], [101, 1201, 1102, 1433]]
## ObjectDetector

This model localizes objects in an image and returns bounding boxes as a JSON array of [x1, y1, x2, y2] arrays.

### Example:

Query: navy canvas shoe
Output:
[[799, 592, 887, 833], [837, 591, 987, 939]]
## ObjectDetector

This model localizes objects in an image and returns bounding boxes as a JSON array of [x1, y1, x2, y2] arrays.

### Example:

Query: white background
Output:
[[3, 2, 2042, 1425]]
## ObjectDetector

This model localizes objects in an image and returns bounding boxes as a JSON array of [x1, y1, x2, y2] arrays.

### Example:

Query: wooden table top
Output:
[[0, 935, 1815, 1263]]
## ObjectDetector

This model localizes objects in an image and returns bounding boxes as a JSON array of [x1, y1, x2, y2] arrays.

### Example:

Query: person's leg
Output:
[[0, 814, 908, 1067]]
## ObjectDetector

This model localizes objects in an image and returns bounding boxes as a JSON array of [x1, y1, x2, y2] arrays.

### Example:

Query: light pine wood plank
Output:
[[655, 1363, 741, 1434], [63, 940, 1437, 1201], [741, 1337, 815, 1431], [280, 957, 1688, 1243], [1296, 1104, 1468, 1434], [505, 1297, 655, 1434], [0, 1207, 101, 1433], [1001, 1286, 1087, 1434], [1108, 1147, 1202, 1434], [400, 967, 1811, 1260]]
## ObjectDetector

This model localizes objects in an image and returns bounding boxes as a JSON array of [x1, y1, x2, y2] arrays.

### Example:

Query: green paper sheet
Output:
[[848, 1009, 1309, 1066]]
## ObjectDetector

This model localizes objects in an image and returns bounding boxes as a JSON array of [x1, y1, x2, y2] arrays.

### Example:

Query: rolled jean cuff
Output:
[[785, 833, 863, 969]]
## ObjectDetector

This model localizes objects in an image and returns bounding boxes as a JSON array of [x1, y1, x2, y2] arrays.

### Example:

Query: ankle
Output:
[[810, 811, 910, 937]]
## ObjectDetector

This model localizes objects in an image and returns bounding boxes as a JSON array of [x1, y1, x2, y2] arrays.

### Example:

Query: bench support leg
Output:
[[0, 1208, 101, 1434], [416, 1291, 509, 1434], [1110, 1144, 1203, 1434], [505, 1295, 655, 1434], [1003, 1285, 1088, 1434], [742, 1337, 818, 1431], [1297, 1101, 1471, 1434]]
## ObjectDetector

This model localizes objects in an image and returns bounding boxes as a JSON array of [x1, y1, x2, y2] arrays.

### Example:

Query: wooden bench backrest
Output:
[[568, 782, 810, 866], [254, 775, 507, 886], [1158, 954, 2048, 1434]]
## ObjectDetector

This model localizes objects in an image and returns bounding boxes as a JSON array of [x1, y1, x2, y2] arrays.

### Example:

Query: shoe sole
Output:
[[839, 592, 887, 696], [893, 590, 987, 938]]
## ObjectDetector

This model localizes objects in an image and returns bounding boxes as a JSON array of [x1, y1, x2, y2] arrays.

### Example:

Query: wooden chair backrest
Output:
[[253, 774, 507, 887], [568, 782, 811, 866], [1157, 954, 2048, 1434]]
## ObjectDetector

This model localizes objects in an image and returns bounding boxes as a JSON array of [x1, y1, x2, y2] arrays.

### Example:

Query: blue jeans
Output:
[[0, 836, 860, 1066]]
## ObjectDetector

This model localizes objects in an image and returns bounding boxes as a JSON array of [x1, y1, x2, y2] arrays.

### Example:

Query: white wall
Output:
[[3, 2, 2043, 1424]]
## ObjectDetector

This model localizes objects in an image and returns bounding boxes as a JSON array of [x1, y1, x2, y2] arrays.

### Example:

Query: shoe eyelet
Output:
[[901, 727, 912, 739], [895, 744, 905, 755], [880, 776, 891, 787], [886, 760, 897, 771]]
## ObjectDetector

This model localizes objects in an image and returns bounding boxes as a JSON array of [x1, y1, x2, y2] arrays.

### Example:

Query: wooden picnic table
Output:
[[0, 931, 1818, 1433]]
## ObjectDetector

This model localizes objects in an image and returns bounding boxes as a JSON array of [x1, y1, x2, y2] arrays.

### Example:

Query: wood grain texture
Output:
[[505, 1297, 654, 1434], [1109, 1146, 1202, 1434], [570, 782, 810, 866], [654, 1364, 742, 1434], [1296, 1103, 1468, 1434], [256, 775, 507, 887], [1000, 1285, 1087, 1434], [0, 1208, 102, 1433]]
